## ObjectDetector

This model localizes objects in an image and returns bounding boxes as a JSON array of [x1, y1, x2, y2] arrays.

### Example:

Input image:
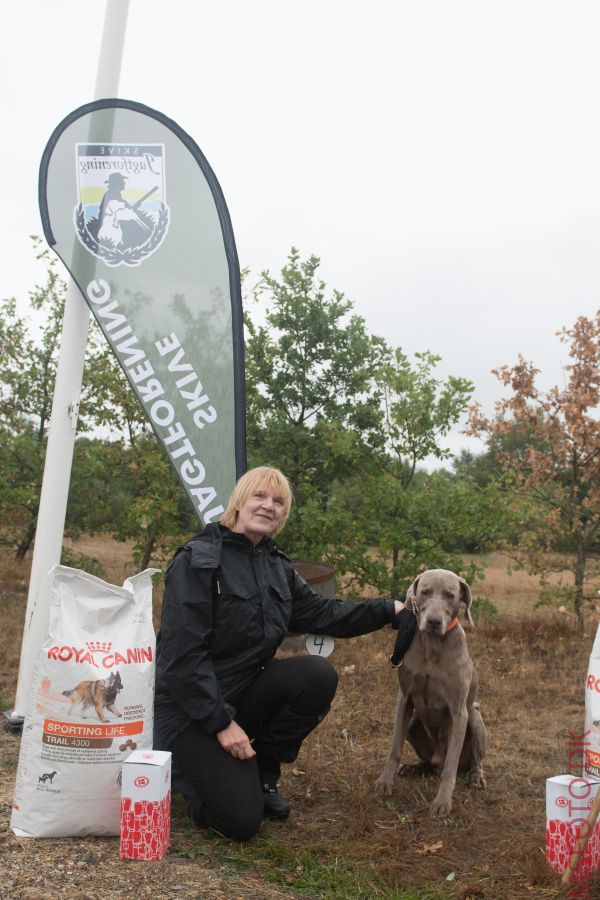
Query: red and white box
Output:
[[120, 750, 171, 861], [546, 775, 600, 879]]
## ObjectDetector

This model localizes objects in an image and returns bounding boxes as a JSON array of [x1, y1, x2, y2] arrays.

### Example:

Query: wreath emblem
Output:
[[74, 202, 170, 268], [74, 143, 170, 268]]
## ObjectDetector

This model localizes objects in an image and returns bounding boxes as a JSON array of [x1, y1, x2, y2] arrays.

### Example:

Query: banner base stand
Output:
[[3, 711, 24, 734]]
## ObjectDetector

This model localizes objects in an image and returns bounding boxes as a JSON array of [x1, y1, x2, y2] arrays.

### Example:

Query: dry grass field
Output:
[[1, 538, 599, 899]]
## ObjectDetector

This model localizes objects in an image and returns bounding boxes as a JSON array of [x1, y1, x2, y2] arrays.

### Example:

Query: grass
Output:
[[173, 820, 452, 899]]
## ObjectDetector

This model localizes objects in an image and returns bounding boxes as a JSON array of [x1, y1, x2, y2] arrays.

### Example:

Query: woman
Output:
[[154, 466, 407, 841]]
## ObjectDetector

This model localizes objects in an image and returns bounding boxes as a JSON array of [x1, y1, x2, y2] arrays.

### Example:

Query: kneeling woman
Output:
[[154, 466, 405, 840]]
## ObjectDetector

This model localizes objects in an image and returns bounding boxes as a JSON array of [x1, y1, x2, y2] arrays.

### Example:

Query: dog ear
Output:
[[459, 577, 474, 627], [406, 575, 421, 609]]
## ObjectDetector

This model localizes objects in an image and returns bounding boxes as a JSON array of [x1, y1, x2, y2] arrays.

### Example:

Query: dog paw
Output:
[[430, 796, 452, 819], [468, 770, 486, 789], [374, 777, 393, 797]]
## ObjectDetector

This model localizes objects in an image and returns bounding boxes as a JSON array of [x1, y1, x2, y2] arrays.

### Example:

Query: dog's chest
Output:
[[400, 643, 468, 722], [405, 667, 449, 719]]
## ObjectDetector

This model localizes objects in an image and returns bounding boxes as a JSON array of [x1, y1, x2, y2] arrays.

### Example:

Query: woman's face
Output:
[[233, 484, 287, 544]]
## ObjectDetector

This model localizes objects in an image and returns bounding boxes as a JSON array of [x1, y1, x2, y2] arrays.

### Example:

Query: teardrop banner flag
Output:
[[39, 99, 246, 522]]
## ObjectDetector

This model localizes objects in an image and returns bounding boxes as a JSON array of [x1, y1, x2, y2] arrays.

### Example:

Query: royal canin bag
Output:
[[11, 565, 157, 837], [585, 621, 600, 781]]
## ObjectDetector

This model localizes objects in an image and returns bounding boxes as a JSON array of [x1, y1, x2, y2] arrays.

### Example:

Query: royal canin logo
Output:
[[587, 675, 600, 692], [134, 776, 150, 788], [46, 644, 153, 668]]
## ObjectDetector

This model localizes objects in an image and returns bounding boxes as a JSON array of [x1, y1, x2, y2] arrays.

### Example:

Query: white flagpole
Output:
[[8, 0, 130, 724]]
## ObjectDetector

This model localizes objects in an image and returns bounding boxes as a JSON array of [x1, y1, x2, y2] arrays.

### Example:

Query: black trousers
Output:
[[171, 655, 338, 841]]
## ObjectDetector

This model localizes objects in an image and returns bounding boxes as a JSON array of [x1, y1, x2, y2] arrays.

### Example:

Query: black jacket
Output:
[[153, 524, 397, 749]]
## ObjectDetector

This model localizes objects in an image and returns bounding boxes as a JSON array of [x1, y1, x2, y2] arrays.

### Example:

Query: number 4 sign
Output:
[[305, 634, 335, 657]]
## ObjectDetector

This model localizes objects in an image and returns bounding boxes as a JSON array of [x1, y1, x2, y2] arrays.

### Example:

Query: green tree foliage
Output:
[[80, 328, 196, 568], [0, 245, 195, 568], [243, 248, 491, 596], [378, 349, 474, 486], [0, 246, 72, 558], [326, 469, 504, 598], [244, 248, 387, 554], [372, 348, 475, 574], [66, 438, 133, 536]]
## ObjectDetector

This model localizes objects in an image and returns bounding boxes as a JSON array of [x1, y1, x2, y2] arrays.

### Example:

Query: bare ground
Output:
[[1, 543, 600, 899]]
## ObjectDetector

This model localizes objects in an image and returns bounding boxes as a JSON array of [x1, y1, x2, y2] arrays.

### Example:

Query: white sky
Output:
[[2, 1, 598, 459]]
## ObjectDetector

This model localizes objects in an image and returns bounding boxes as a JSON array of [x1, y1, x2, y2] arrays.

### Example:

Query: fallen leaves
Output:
[[285, 864, 304, 884], [417, 840, 443, 855]]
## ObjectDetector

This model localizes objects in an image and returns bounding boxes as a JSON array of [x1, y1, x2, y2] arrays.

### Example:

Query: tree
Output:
[[0, 245, 73, 558], [81, 329, 197, 568], [378, 349, 474, 486], [374, 348, 474, 571], [468, 311, 600, 630], [325, 467, 504, 598], [0, 243, 195, 568], [244, 248, 387, 554], [243, 249, 483, 588]]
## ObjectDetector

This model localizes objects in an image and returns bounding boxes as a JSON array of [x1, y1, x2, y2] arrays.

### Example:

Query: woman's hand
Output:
[[216, 720, 256, 760], [393, 600, 406, 615]]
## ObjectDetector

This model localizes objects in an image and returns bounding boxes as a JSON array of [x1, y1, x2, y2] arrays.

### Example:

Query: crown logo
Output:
[[86, 641, 112, 654]]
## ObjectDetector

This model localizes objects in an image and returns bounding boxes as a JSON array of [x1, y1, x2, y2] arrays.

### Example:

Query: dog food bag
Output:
[[11, 564, 158, 838], [584, 621, 600, 781], [120, 749, 171, 860], [545, 775, 600, 878]]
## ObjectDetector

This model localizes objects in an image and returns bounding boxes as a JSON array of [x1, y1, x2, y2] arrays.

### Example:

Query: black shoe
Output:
[[262, 782, 290, 820]]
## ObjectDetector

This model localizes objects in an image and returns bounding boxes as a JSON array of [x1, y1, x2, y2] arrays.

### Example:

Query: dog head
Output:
[[109, 670, 123, 692], [406, 569, 473, 636]]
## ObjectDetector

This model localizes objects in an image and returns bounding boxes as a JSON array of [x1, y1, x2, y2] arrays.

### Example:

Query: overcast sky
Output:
[[2, 1, 598, 459]]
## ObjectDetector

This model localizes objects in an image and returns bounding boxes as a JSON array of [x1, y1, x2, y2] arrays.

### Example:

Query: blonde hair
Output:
[[220, 466, 293, 536]]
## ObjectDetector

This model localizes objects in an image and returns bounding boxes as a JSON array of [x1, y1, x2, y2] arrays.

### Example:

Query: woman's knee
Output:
[[202, 802, 263, 842], [290, 655, 339, 710], [307, 654, 338, 689]]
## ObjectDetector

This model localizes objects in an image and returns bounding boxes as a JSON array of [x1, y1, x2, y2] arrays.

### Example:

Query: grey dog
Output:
[[375, 569, 487, 818]]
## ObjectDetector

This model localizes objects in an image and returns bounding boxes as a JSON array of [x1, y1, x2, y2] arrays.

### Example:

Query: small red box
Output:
[[120, 749, 171, 861], [546, 775, 600, 880]]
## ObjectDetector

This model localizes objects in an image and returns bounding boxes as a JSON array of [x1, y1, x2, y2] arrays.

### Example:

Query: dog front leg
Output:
[[106, 704, 122, 718], [94, 703, 108, 723], [466, 702, 486, 788], [374, 689, 413, 796], [430, 707, 468, 818]]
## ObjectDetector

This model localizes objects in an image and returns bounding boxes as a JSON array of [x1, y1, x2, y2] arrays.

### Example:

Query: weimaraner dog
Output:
[[374, 569, 487, 818]]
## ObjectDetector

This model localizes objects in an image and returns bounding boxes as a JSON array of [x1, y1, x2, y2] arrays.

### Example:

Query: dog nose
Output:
[[425, 615, 443, 630]]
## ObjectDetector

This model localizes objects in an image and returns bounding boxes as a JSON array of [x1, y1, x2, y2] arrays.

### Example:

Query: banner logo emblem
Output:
[[74, 143, 170, 267]]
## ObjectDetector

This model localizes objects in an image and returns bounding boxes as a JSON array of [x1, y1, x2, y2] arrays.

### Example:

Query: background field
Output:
[[1, 540, 599, 899]]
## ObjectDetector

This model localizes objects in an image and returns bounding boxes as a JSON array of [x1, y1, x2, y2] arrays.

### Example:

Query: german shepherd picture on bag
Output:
[[62, 670, 123, 722]]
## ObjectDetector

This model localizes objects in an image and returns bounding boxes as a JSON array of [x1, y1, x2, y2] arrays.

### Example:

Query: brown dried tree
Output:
[[468, 311, 600, 631]]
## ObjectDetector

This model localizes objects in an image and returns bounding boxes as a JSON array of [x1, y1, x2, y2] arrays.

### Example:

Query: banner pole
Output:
[[8, 0, 130, 725]]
